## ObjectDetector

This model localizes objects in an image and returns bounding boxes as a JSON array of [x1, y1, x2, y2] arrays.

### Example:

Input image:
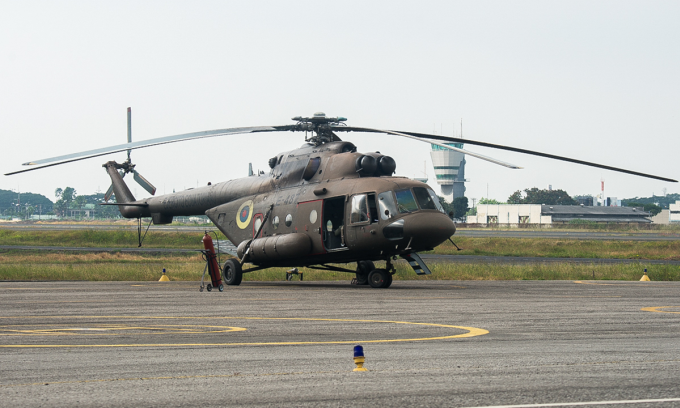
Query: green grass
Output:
[[433, 237, 680, 260], [1, 228, 679, 281], [0, 229, 226, 248], [1, 252, 677, 281]]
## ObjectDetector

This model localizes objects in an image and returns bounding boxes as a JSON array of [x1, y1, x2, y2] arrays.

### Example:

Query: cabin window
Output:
[[285, 214, 293, 227], [395, 189, 418, 213], [272, 216, 280, 229], [310, 209, 318, 224], [413, 187, 438, 210], [350, 194, 369, 224], [378, 191, 398, 220]]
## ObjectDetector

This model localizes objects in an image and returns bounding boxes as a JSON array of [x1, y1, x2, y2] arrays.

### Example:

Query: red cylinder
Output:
[[202, 233, 223, 287]]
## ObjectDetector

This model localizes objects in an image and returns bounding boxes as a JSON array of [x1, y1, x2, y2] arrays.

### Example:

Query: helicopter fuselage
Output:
[[105, 140, 456, 269]]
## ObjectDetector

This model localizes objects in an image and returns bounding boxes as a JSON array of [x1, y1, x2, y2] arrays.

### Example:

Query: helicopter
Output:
[[6, 111, 677, 289]]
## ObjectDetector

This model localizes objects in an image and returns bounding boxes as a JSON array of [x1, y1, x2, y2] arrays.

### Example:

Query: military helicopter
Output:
[[6, 111, 677, 289]]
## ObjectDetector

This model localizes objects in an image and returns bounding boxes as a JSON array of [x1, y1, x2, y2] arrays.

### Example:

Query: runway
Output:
[[1, 280, 679, 407]]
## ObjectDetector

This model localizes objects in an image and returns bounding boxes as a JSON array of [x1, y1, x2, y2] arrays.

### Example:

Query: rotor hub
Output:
[[291, 113, 347, 145]]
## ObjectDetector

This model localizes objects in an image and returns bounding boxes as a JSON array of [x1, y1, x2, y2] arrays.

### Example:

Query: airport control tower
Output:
[[430, 143, 466, 203]]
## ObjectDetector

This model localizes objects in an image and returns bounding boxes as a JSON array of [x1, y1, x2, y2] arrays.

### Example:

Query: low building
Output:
[[651, 209, 670, 224], [670, 201, 680, 223], [467, 204, 651, 225]]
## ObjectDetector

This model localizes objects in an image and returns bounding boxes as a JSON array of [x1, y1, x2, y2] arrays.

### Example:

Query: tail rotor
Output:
[[104, 108, 157, 202]]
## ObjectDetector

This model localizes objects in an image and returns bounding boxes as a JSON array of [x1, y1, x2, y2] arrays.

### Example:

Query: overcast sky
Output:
[[1, 1, 678, 205]]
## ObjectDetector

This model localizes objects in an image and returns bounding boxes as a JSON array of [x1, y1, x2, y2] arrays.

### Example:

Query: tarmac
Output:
[[1, 279, 679, 407]]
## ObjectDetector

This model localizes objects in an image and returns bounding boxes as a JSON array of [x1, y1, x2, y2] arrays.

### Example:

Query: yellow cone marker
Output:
[[353, 345, 368, 372], [640, 268, 651, 282], [159, 268, 170, 282]]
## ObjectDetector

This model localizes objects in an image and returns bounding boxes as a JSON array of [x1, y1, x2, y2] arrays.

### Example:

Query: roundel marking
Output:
[[236, 200, 254, 229]]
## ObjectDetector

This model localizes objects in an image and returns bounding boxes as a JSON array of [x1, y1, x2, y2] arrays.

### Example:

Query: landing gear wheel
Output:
[[223, 259, 243, 286], [206, 283, 213, 292], [368, 269, 390, 288], [218, 284, 224, 292], [355, 260, 375, 286], [384, 272, 393, 288]]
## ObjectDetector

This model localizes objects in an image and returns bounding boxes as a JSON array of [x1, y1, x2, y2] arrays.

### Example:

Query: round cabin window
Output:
[[254, 217, 262, 233], [272, 216, 279, 229], [309, 210, 318, 224], [285, 214, 293, 227]]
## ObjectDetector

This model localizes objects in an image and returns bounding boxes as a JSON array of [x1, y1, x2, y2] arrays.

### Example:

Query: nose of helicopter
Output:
[[401, 212, 456, 250]]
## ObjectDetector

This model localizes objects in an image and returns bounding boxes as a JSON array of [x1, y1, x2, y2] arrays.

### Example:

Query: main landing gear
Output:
[[356, 258, 395, 289], [223, 258, 243, 286]]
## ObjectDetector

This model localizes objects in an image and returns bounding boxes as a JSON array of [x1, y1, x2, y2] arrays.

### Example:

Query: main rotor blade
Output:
[[5, 125, 293, 175], [132, 170, 157, 196], [339, 126, 677, 183], [378, 129, 522, 169]]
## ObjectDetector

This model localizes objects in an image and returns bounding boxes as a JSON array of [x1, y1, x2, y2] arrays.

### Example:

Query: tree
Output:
[[478, 197, 504, 204], [452, 197, 469, 219], [54, 186, 77, 216], [507, 188, 576, 205], [625, 201, 662, 216]]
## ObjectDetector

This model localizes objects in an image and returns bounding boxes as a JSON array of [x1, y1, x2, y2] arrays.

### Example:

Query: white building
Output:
[[467, 204, 550, 225], [670, 200, 680, 223]]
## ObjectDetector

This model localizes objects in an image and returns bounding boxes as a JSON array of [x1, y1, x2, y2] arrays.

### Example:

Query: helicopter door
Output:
[[296, 199, 325, 255], [346, 193, 379, 250], [322, 196, 347, 251]]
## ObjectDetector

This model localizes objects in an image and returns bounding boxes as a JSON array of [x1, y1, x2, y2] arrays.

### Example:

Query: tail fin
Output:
[[103, 161, 142, 218]]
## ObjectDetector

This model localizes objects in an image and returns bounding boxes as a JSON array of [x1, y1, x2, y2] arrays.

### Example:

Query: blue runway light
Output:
[[353, 345, 367, 371]]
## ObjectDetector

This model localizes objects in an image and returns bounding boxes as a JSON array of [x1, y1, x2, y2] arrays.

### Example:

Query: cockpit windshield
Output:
[[395, 189, 419, 213], [427, 188, 446, 213], [413, 187, 437, 210]]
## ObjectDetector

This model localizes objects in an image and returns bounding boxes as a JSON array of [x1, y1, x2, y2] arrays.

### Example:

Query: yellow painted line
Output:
[[0, 316, 488, 348], [0, 324, 246, 336], [552, 296, 621, 298], [641, 306, 680, 314]]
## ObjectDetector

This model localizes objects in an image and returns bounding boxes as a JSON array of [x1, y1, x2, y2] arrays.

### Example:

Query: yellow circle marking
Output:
[[0, 316, 488, 348], [641, 306, 680, 314], [236, 200, 254, 229]]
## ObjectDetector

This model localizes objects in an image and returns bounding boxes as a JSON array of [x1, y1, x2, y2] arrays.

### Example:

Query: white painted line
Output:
[[462, 397, 680, 408]]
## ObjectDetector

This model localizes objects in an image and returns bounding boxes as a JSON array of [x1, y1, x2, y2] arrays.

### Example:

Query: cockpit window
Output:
[[378, 191, 398, 220], [395, 189, 418, 213], [427, 188, 446, 213], [413, 187, 437, 210]]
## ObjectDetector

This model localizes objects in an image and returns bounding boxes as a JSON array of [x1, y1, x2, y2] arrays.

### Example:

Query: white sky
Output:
[[1, 1, 678, 204]]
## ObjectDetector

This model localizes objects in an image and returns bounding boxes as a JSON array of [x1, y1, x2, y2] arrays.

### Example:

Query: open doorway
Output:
[[322, 196, 346, 251]]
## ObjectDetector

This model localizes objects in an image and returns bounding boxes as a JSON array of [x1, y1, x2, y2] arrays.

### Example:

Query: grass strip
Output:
[[433, 237, 680, 260], [1, 252, 678, 281]]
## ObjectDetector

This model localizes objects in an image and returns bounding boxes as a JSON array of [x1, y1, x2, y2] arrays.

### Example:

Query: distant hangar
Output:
[[467, 204, 652, 225]]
